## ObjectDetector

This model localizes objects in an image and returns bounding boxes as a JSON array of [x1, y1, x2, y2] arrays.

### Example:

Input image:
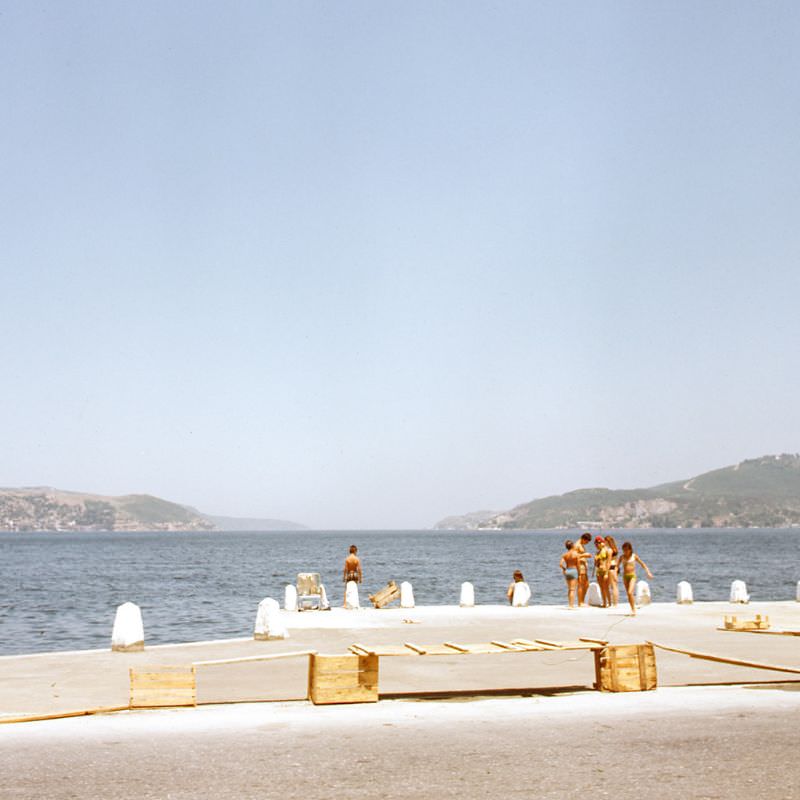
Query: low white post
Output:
[[319, 583, 330, 610], [400, 581, 415, 608], [796, 580, 800, 602], [729, 580, 749, 604], [111, 601, 144, 652], [635, 580, 652, 606], [284, 584, 297, 612], [345, 580, 360, 609], [459, 582, 475, 607], [676, 581, 693, 604], [254, 598, 288, 640], [511, 581, 531, 607], [586, 582, 603, 607]]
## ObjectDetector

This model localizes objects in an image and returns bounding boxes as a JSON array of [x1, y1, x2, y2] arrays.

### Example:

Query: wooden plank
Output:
[[130, 689, 196, 708], [579, 637, 609, 645], [442, 642, 470, 653], [490, 640, 523, 650], [648, 641, 800, 675], [193, 650, 317, 667], [310, 686, 378, 705], [404, 642, 427, 655], [312, 672, 379, 690], [368, 581, 401, 609], [312, 655, 363, 671]]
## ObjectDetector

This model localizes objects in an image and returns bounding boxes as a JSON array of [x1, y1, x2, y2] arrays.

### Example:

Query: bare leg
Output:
[[598, 575, 610, 607], [577, 574, 588, 606], [566, 577, 577, 608], [624, 577, 636, 615], [609, 571, 619, 606]]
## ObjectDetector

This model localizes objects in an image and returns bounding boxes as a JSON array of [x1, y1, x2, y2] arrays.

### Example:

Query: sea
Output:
[[1, 528, 798, 656]]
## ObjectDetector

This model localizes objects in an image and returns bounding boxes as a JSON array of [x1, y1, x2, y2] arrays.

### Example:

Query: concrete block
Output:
[[730, 580, 749, 604], [511, 581, 531, 607], [400, 581, 415, 608], [254, 597, 288, 640], [111, 602, 144, 652], [586, 582, 603, 607], [284, 584, 297, 612], [459, 582, 475, 607], [676, 581, 693, 604], [345, 580, 360, 609], [635, 580, 652, 606]]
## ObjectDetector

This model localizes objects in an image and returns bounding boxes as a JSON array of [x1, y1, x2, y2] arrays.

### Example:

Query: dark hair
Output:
[[580, 532, 592, 543], [349, 545, 358, 554], [622, 541, 632, 552], [513, 570, 524, 581], [564, 539, 574, 550]]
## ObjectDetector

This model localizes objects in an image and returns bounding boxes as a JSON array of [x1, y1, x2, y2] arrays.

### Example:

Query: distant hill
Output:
[[449, 454, 800, 530], [433, 510, 499, 530], [0, 488, 305, 532], [205, 515, 307, 531]]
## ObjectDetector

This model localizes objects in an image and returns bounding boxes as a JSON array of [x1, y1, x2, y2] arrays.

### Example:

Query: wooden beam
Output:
[[648, 641, 800, 675]]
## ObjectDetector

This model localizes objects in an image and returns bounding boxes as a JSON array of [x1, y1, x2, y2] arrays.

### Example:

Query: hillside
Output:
[[453, 454, 800, 530], [0, 488, 305, 532]]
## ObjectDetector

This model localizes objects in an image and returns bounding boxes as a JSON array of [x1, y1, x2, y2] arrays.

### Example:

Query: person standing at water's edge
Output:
[[343, 545, 362, 585], [620, 541, 653, 616], [560, 540, 580, 608], [575, 532, 593, 606]]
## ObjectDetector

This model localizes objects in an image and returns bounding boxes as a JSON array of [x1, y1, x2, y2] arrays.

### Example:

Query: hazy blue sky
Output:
[[2, 2, 799, 528]]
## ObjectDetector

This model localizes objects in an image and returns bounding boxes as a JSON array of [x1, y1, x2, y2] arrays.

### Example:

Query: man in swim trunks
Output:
[[560, 541, 580, 608], [575, 532, 593, 606], [343, 545, 362, 585]]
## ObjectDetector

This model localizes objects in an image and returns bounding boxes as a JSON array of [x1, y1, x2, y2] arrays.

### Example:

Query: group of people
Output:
[[560, 533, 652, 614]]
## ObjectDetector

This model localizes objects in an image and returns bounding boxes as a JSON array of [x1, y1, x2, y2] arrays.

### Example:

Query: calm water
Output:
[[0, 529, 798, 655]]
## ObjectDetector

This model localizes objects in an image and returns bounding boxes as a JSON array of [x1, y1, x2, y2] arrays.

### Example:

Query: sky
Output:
[[2, 2, 800, 528]]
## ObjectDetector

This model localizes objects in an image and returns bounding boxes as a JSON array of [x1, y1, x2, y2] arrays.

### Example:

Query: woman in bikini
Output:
[[594, 536, 612, 608], [559, 540, 580, 608], [620, 541, 653, 616], [604, 535, 620, 607]]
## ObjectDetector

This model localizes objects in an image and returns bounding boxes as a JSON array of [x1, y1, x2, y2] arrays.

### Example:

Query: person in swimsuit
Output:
[[604, 535, 620, 607], [594, 536, 612, 608], [342, 545, 362, 605], [560, 540, 580, 608], [620, 541, 653, 616], [575, 532, 593, 606]]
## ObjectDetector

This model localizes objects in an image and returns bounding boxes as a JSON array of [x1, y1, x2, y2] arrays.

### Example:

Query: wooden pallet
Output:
[[129, 665, 197, 708], [368, 581, 401, 609], [594, 644, 657, 693], [349, 638, 604, 657], [308, 654, 379, 705], [721, 614, 770, 631]]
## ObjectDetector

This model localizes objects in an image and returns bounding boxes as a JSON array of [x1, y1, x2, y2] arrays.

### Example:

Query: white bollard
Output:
[[796, 581, 800, 602], [730, 580, 749, 604], [345, 580, 360, 609], [635, 580, 652, 606], [586, 582, 603, 607], [459, 582, 475, 607], [511, 581, 531, 607], [111, 602, 144, 652], [676, 581, 693, 605], [284, 584, 297, 612], [319, 583, 330, 610], [400, 581, 415, 608], [254, 598, 288, 640]]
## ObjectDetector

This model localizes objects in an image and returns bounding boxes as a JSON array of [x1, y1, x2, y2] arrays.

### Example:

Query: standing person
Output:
[[605, 535, 620, 607], [620, 541, 653, 616], [560, 540, 580, 608], [342, 544, 362, 606], [594, 536, 612, 608], [575, 532, 593, 606]]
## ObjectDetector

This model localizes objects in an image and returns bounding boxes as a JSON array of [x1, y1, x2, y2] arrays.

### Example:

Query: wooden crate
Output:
[[308, 654, 379, 705], [129, 665, 197, 708], [594, 644, 657, 692], [368, 580, 400, 609], [723, 614, 770, 631]]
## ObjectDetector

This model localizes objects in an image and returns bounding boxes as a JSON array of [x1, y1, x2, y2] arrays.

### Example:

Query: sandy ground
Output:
[[2, 684, 799, 799]]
